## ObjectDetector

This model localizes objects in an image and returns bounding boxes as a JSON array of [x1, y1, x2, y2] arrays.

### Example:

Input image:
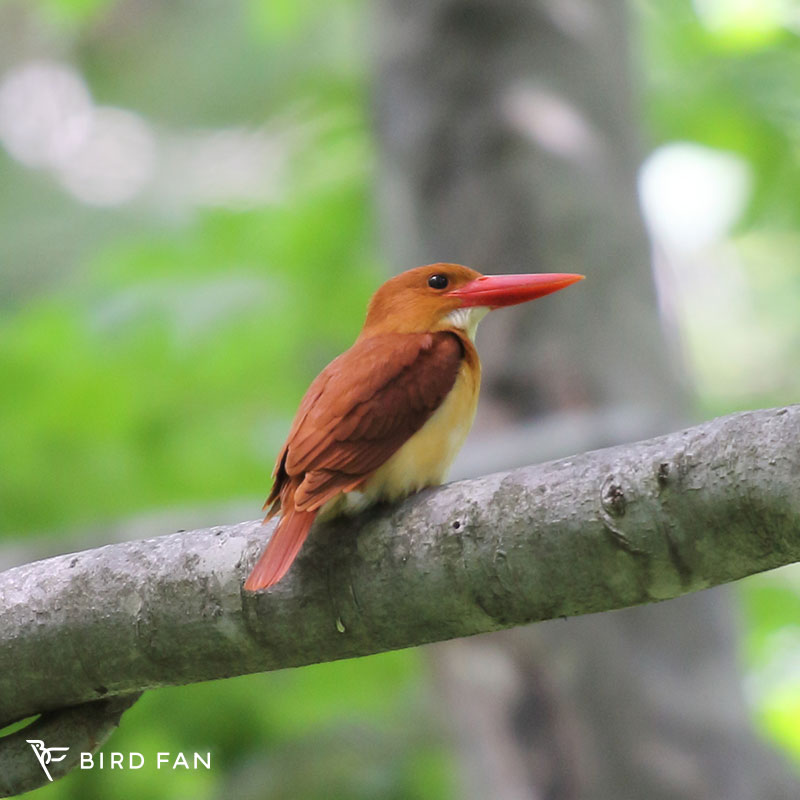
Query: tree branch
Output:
[[0, 694, 141, 796], [2, 405, 799, 791]]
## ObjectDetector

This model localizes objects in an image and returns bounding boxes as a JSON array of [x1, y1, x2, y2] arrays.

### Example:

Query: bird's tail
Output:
[[244, 509, 317, 591]]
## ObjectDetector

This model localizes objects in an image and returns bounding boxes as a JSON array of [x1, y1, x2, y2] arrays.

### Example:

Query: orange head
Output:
[[361, 263, 584, 338]]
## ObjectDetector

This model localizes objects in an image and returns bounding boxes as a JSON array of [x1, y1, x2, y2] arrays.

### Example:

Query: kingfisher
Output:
[[245, 264, 583, 590]]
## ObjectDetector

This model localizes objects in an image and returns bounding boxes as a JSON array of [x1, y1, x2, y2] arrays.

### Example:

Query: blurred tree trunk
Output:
[[372, 1, 800, 798]]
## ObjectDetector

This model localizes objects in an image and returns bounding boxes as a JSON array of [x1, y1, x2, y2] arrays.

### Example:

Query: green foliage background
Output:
[[1, 0, 799, 795]]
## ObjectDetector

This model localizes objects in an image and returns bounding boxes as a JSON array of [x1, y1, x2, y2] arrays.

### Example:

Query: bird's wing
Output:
[[265, 331, 464, 514]]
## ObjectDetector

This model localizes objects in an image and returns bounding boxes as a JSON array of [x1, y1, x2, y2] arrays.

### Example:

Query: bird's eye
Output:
[[428, 274, 449, 290]]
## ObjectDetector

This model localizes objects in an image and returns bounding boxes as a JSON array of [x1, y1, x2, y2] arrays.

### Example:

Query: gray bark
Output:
[[1, 405, 800, 794]]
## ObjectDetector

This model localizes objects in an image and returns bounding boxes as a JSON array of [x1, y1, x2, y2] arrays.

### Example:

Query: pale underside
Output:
[[317, 306, 488, 519]]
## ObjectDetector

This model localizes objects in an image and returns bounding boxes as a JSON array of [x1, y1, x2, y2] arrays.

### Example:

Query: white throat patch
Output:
[[444, 306, 490, 341]]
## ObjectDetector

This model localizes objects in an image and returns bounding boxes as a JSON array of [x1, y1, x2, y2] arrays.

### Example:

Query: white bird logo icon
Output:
[[27, 739, 70, 782]]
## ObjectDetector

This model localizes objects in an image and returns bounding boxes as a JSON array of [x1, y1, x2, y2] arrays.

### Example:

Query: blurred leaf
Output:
[[758, 684, 800, 762], [740, 574, 800, 666], [29, 0, 114, 25]]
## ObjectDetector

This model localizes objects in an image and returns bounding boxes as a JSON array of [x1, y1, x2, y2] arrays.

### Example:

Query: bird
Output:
[[244, 264, 584, 591]]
